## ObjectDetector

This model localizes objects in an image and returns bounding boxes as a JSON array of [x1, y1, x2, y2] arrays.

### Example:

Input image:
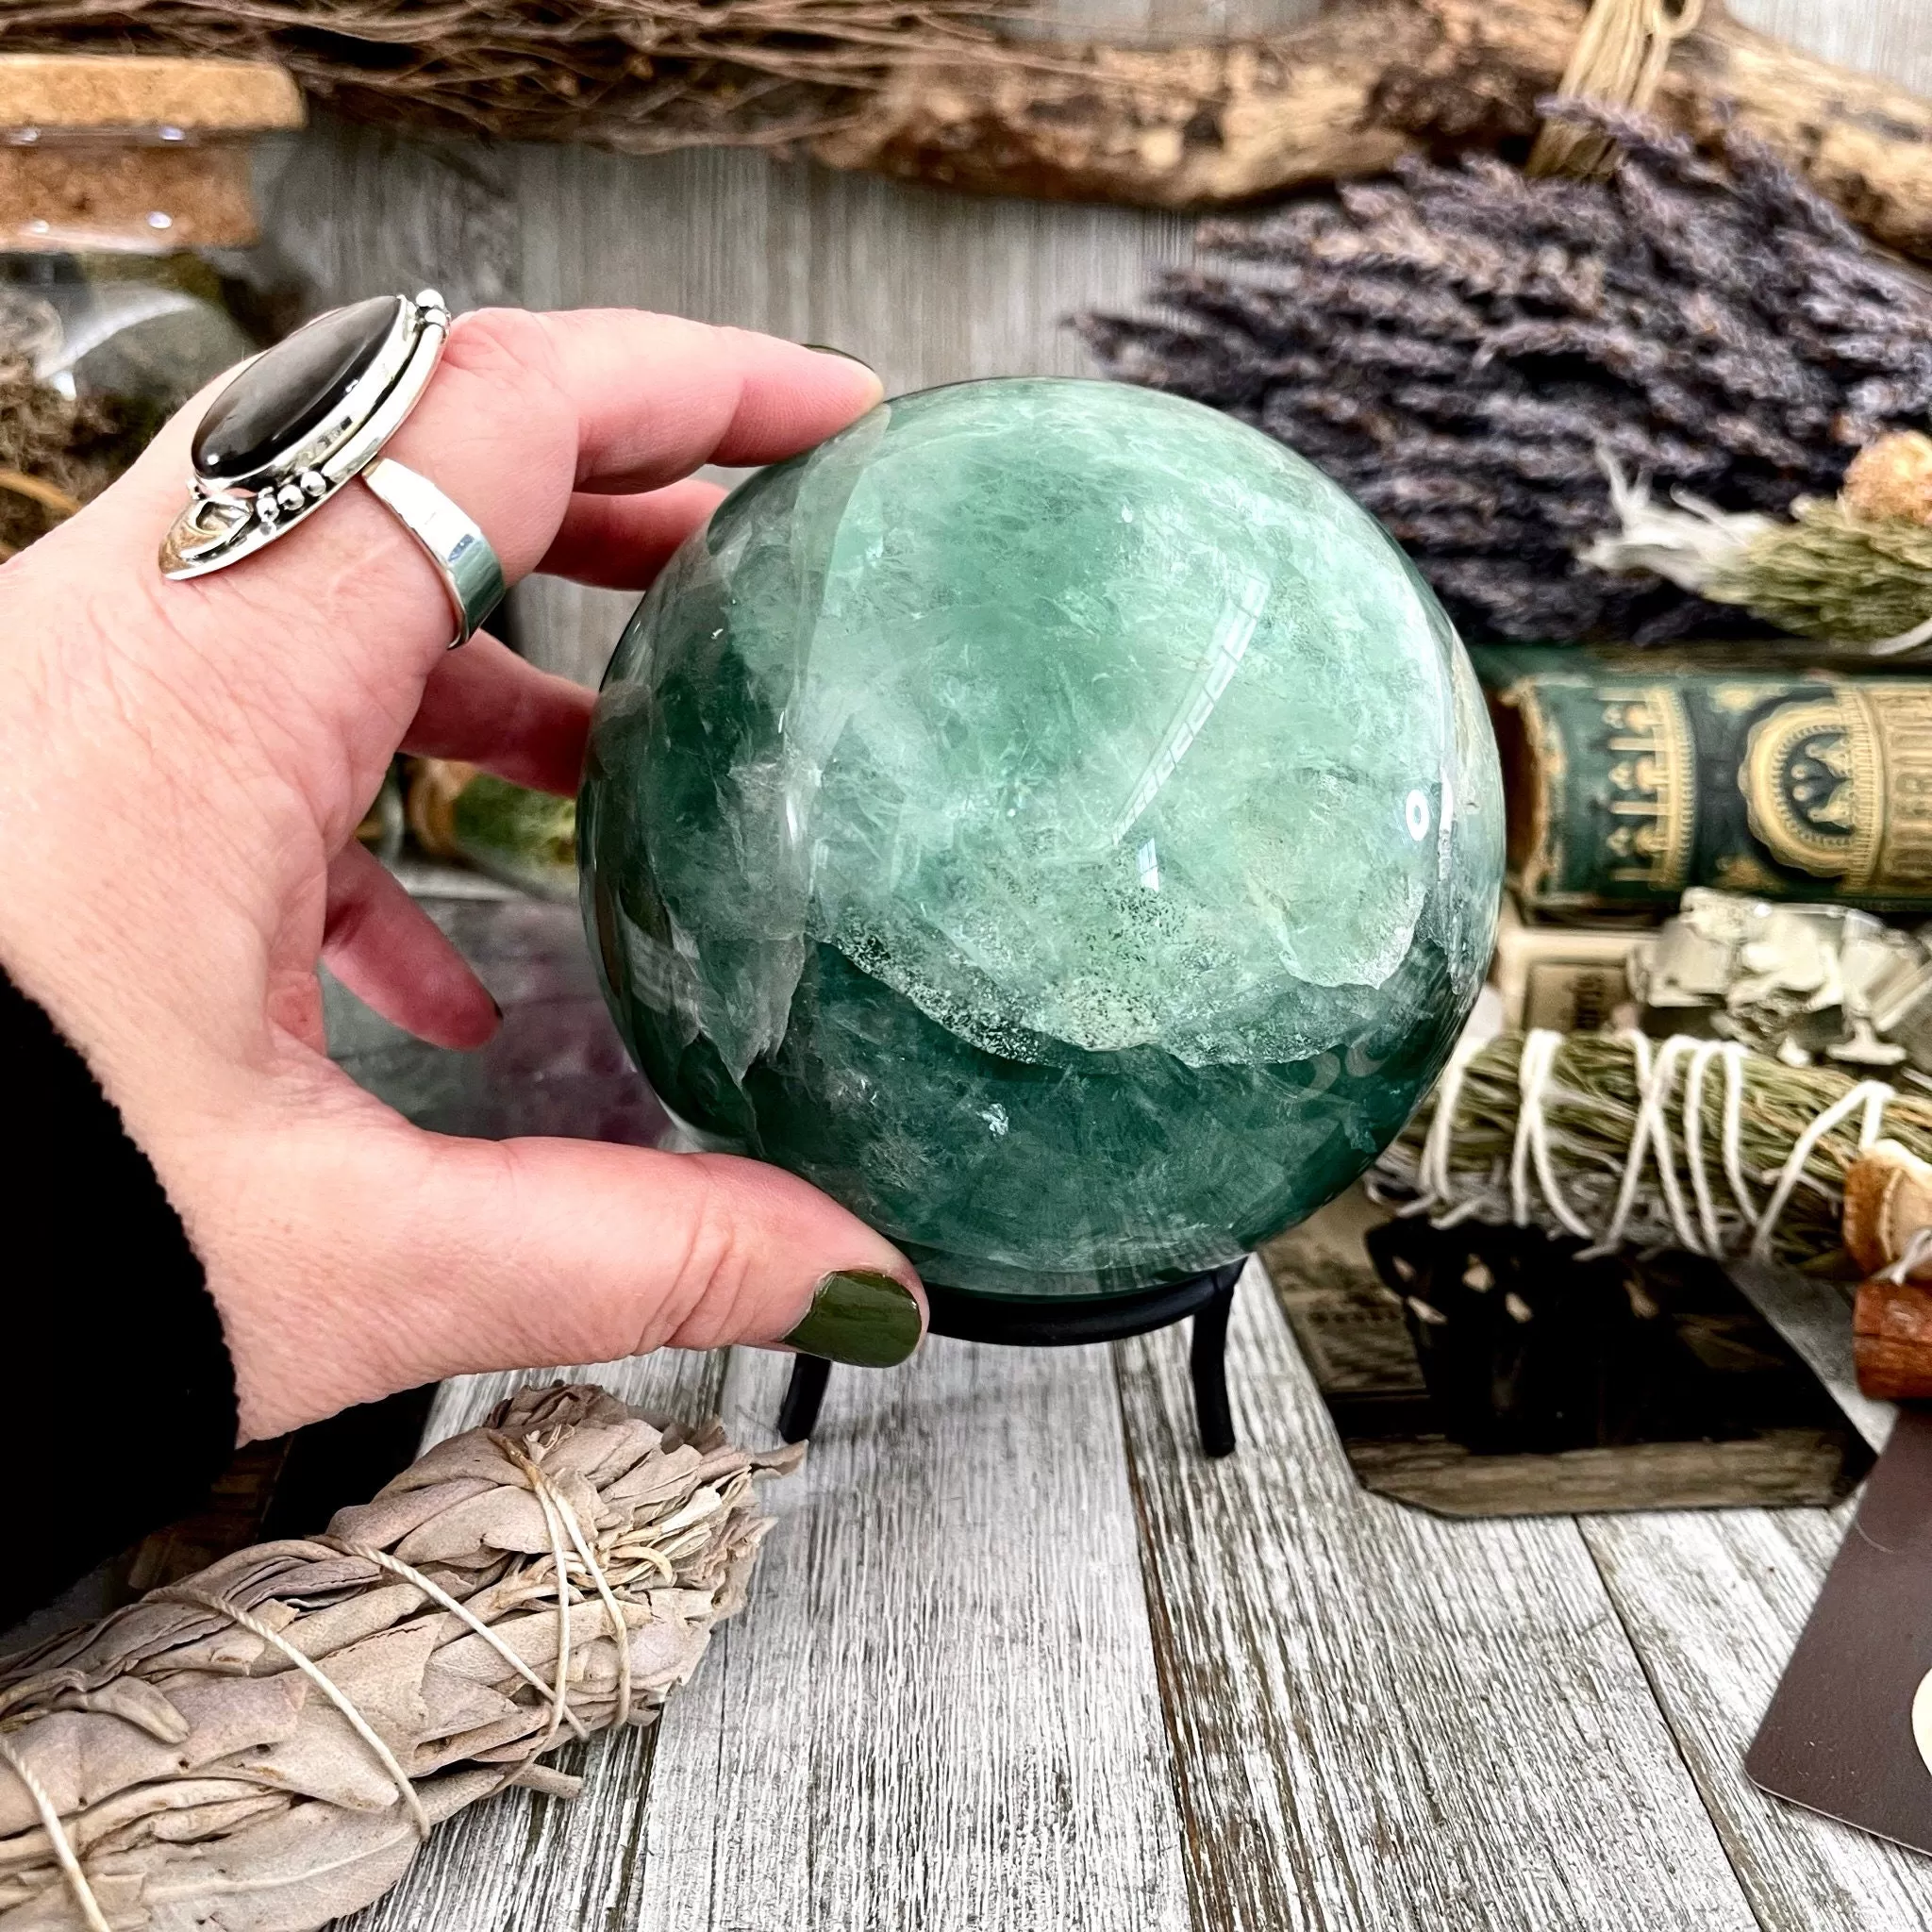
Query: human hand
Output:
[[0, 307, 924, 1441]]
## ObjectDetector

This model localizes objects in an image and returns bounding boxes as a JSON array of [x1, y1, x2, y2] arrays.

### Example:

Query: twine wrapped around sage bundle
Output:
[[0, 1383, 799, 1932], [1374, 1029, 1932, 1272]]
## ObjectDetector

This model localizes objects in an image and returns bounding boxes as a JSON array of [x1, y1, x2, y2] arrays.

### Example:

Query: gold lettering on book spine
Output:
[[1597, 684, 1693, 891], [1741, 683, 1932, 892], [1855, 683, 1932, 892]]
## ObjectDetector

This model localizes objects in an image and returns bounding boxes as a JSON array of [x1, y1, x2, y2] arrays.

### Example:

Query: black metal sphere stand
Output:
[[776, 1258, 1246, 1457]]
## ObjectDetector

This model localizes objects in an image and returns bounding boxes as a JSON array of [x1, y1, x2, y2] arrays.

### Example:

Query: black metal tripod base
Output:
[[776, 1258, 1244, 1457]]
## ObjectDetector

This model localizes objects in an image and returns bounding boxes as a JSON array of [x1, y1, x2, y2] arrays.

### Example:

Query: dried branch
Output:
[[7, 0, 1932, 260], [0, 0, 1033, 151], [811, 0, 1932, 255]]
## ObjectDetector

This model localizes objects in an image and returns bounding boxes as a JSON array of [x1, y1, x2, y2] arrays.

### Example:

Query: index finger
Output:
[[61, 306, 884, 678], [381, 308, 883, 557], [508, 309, 882, 494]]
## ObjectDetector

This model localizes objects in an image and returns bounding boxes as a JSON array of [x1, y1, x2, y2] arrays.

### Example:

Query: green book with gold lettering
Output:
[[1472, 648, 1932, 919]]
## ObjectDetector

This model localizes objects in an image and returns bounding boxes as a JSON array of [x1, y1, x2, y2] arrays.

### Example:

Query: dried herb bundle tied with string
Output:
[[1584, 427, 1932, 649], [0, 1383, 797, 1932], [1375, 1028, 1932, 1272], [1081, 102, 1932, 644]]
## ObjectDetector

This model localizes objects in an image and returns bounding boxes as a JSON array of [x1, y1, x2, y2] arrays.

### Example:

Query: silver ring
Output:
[[159, 288, 505, 650], [361, 457, 507, 648]]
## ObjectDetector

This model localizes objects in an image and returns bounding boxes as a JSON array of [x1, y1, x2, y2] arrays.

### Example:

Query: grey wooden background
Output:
[[267, 5, 1932, 1928]]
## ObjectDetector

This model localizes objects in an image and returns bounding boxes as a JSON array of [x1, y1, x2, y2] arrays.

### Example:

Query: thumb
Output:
[[203, 1114, 926, 1441]]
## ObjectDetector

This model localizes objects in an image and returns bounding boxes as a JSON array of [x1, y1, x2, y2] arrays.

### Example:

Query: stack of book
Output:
[[1472, 645, 1932, 1038]]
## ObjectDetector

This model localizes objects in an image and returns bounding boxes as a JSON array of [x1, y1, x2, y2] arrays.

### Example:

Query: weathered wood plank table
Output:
[[325, 900, 1932, 1932]]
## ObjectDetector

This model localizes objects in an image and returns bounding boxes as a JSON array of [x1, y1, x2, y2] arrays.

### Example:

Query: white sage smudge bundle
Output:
[[0, 1383, 800, 1932]]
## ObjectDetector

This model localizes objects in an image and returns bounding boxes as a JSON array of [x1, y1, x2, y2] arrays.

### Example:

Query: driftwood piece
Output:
[[812, 0, 1932, 258]]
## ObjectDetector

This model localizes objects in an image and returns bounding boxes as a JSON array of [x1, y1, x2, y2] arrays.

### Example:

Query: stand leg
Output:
[[778, 1354, 833, 1443], [1190, 1268, 1240, 1457]]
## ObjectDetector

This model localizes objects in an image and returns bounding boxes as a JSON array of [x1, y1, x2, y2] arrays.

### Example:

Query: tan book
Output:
[[1488, 896, 1644, 1034]]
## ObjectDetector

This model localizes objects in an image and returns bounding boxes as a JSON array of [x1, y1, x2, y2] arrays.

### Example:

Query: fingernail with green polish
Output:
[[802, 342, 876, 374], [784, 1269, 922, 1368]]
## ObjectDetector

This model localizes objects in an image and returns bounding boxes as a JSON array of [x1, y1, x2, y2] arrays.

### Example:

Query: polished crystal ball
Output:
[[580, 378, 1503, 1299]]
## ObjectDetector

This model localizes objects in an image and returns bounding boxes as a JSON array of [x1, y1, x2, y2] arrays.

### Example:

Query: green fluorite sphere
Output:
[[580, 378, 1503, 1298]]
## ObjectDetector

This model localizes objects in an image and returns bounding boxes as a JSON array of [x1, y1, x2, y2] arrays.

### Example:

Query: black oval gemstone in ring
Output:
[[192, 295, 401, 484]]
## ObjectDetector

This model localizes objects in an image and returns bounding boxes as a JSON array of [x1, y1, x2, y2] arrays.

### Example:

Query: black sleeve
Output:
[[3, 964, 237, 1627]]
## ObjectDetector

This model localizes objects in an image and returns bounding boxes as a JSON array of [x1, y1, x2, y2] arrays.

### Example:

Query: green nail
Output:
[[785, 1269, 922, 1368], [802, 342, 876, 374]]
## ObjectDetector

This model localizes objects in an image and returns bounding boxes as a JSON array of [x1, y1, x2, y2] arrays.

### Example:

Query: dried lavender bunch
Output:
[[1079, 100, 1932, 644], [0, 1383, 798, 1932]]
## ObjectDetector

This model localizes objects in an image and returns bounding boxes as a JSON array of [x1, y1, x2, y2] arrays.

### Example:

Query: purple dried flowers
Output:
[[1079, 102, 1932, 643]]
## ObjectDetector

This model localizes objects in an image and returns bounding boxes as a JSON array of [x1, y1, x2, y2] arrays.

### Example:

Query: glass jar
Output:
[[0, 55, 302, 556]]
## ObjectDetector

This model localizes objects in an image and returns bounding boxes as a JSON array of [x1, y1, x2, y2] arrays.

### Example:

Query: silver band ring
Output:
[[158, 289, 505, 650], [361, 458, 507, 648]]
